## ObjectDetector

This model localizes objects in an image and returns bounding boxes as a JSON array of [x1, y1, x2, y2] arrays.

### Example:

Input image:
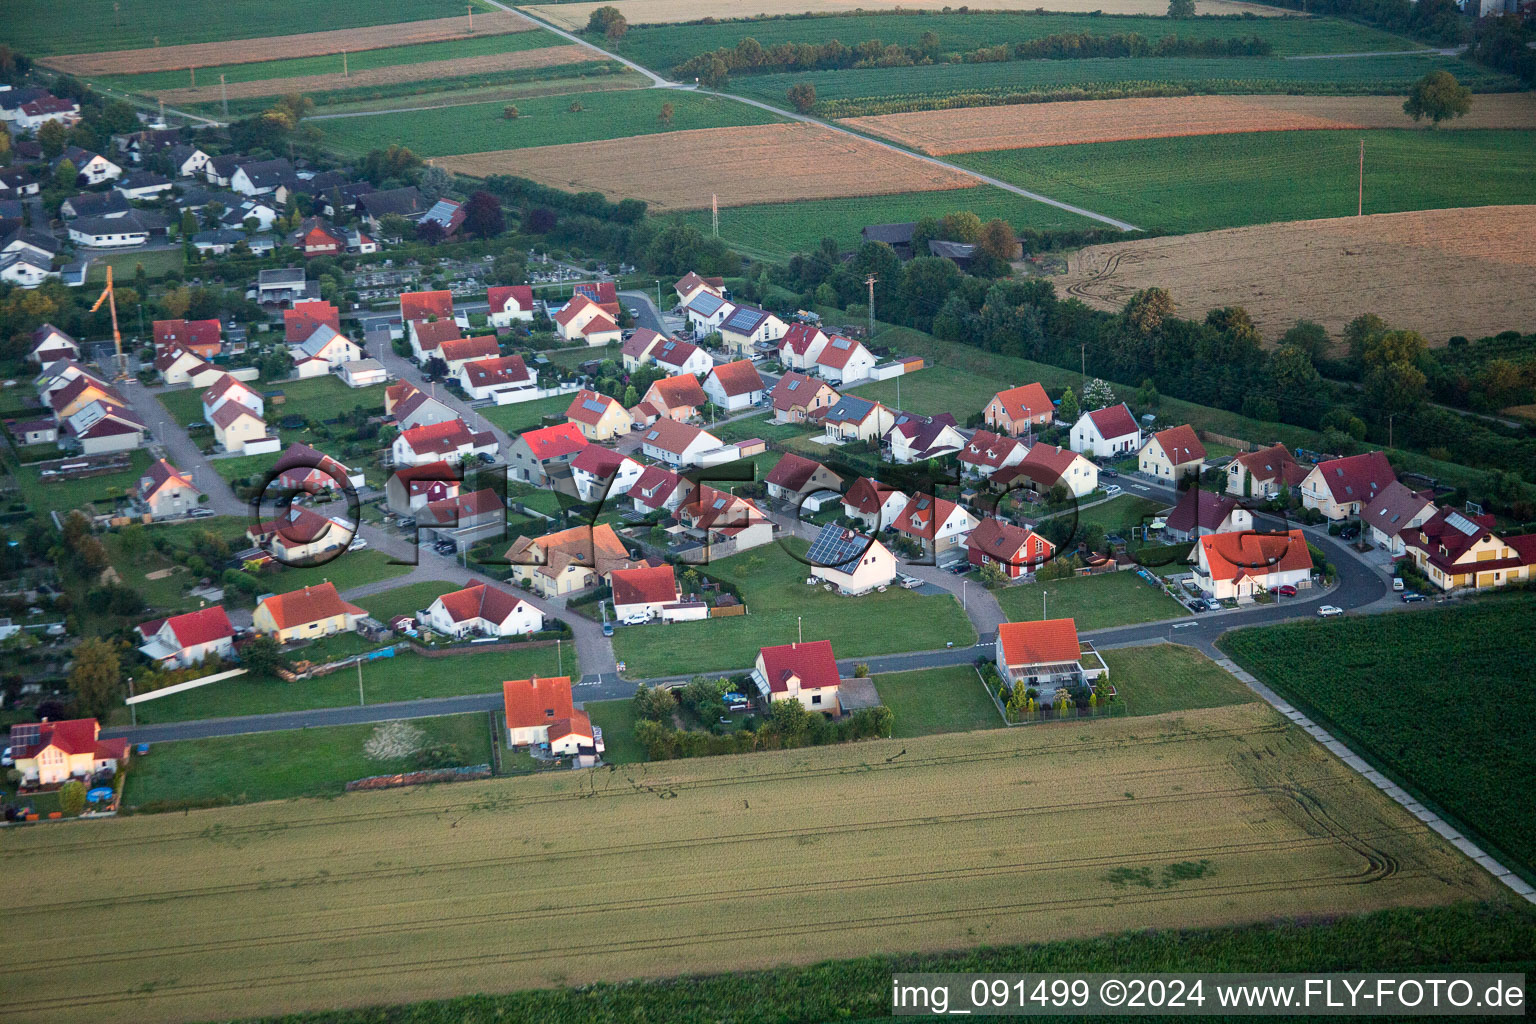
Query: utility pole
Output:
[[1043, 589, 1047, 621], [220, 74, 228, 118], [1081, 342, 1086, 382], [798, 615, 803, 644], [468, 3, 474, 30], [357, 658, 364, 706], [711, 194, 718, 238], [343, 50, 349, 78], [189, 66, 195, 88], [1358, 138, 1364, 217], [557, 638, 563, 676], [865, 274, 877, 341]]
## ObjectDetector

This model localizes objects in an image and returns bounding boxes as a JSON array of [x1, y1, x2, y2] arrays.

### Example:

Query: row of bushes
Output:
[[632, 702, 894, 760]]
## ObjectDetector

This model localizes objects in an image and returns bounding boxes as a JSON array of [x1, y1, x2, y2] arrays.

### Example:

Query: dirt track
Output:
[[42, 11, 535, 76], [439, 121, 980, 209], [152, 45, 602, 104], [844, 93, 1536, 155], [1054, 205, 1536, 344]]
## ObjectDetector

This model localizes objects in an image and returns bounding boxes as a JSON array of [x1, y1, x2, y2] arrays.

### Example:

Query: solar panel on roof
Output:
[[713, 497, 727, 509], [646, 429, 659, 440], [786, 379, 799, 391], [832, 337, 851, 349], [582, 399, 608, 414], [916, 498, 930, 509], [1445, 511, 1480, 536], [724, 307, 762, 331]]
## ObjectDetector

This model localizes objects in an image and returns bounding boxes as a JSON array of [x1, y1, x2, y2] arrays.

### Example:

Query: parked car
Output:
[[1317, 605, 1344, 617], [1100, 467, 1119, 478], [1401, 592, 1427, 603], [1392, 577, 1404, 591], [1338, 525, 1360, 540], [621, 614, 649, 625], [1, 747, 12, 767], [602, 621, 614, 636], [348, 536, 368, 551], [1272, 584, 1297, 597], [477, 452, 496, 464], [899, 575, 923, 590], [1103, 484, 1123, 497], [188, 507, 216, 519]]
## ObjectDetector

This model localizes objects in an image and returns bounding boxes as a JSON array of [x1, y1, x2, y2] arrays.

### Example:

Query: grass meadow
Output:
[[995, 564, 1190, 630]]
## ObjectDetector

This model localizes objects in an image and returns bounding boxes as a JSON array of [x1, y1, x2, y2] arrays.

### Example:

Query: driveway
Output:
[[119, 377, 245, 517]]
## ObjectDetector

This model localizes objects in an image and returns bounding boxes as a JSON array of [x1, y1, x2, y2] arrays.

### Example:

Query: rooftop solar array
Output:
[[806, 522, 870, 572], [582, 399, 609, 414], [724, 306, 764, 332], [831, 337, 851, 349], [689, 293, 725, 315], [1446, 511, 1481, 536]]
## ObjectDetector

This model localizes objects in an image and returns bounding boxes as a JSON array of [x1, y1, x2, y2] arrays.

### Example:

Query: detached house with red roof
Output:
[[28, 324, 78, 366], [764, 452, 843, 508], [610, 563, 683, 622], [202, 372, 264, 423], [673, 271, 723, 307], [417, 487, 506, 552], [998, 444, 1098, 499], [400, 288, 454, 324], [136, 458, 198, 521], [1070, 403, 1141, 459], [486, 284, 535, 326], [457, 354, 535, 402], [247, 505, 356, 563], [702, 359, 766, 412], [677, 485, 773, 553], [152, 318, 221, 360], [386, 381, 458, 431], [654, 335, 714, 377], [770, 371, 837, 424], [1139, 424, 1206, 483], [10, 719, 129, 788], [1163, 487, 1253, 544], [426, 581, 543, 637], [626, 465, 696, 516], [753, 640, 841, 714], [842, 477, 908, 533], [984, 383, 1054, 437], [996, 618, 1107, 696], [892, 492, 977, 558], [437, 335, 501, 376], [503, 676, 603, 765], [642, 374, 708, 423], [554, 293, 621, 346], [967, 518, 1054, 579], [1225, 443, 1308, 500], [253, 582, 366, 643], [639, 418, 721, 468], [812, 334, 877, 385], [777, 323, 828, 370], [136, 606, 235, 667], [564, 389, 632, 441], [1402, 507, 1536, 592], [392, 418, 497, 467], [1193, 528, 1313, 602], [209, 397, 268, 454], [507, 523, 633, 597], [407, 317, 463, 364], [283, 301, 340, 344], [508, 422, 589, 485], [385, 460, 460, 515], [570, 446, 644, 504], [1299, 451, 1396, 521], [958, 430, 1026, 480]]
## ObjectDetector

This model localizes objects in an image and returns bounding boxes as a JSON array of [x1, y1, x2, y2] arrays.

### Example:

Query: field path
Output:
[[494, 0, 1141, 231]]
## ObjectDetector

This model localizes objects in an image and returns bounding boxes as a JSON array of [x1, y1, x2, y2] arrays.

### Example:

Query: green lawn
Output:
[[611, 538, 975, 677], [849, 365, 998, 421], [583, 698, 646, 764], [102, 530, 194, 611], [674, 185, 1092, 262], [129, 643, 568, 724], [1100, 642, 1255, 718], [319, 89, 784, 156], [995, 566, 1189, 631], [7, 449, 150, 517], [711, 414, 818, 445], [1220, 593, 1536, 879], [122, 713, 492, 809], [480, 393, 577, 435], [874, 665, 1000, 738], [7, 0, 487, 55], [85, 248, 184, 282], [1074, 494, 1170, 537], [354, 580, 460, 621], [954, 130, 1536, 234], [159, 375, 384, 429], [273, 549, 413, 594]]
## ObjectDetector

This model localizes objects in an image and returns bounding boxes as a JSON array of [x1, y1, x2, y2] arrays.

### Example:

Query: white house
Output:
[[841, 477, 908, 533], [891, 493, 977, 558], [67, 215, 149, 248], [339, 358, 387, 388], [427, 582, 544, 638], [288, 324, 362, 369], [702, 359, 765, 412], [683, 291, 733, 338], [807, 523, 897, 595], [886, 412, 965, 464], [392, 418, 498, 467], [1361, 480, 1438, 555], [60, 146, 121, 186], [0, 251, 55, 288], [638, 419, 721, 468], [609, 563, 682, 622], [1193, 529, 1313, 602], [569, 445, 644, 504], [777, 323, 828, 370], [717, 304, 787, 355], [486, 284, 535, 326], [202, 373, 265, 423], [999, 444, 1099, 499], [1070, 403, 1142, 459], [135, 606, 235, 668], [456, 354, 535, 402], [1138, 424, 1206, 483], [812, 335, 877, 384]]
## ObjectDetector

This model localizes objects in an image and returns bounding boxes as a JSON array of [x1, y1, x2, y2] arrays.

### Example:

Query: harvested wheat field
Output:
[[0, 703, 1501, 1024], [845, 93, 1536, 155], [525, 0, 1285, 29], [1057, 206, 1536, 343], [440, 121, 979, 209], [153, 45, 602, 104], [42, 11, 535, 76]]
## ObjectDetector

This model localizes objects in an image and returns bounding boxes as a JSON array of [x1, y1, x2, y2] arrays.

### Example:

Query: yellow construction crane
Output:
[[90, 265, 128, 380]]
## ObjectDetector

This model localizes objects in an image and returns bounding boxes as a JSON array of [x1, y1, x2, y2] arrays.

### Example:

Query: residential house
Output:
[[418, 198, 465, 238], [401, 288, 455, 325], [764, 452, 843, 508], [886, 412, 965, 464], [203, 153, 241, 187], [294, 217, 344, 259], [998, 444, 1099, 499], [0, 250, 54, 288], [114, 171, 173, 200], [9, 719, 128, 787], [0, 167, 40, 197], [860, 221, 917, 259], [812, 334, 877, 384], [642, 374, 708, 423], [506, 523, 633, 597], [841, 477, 907, 533], [996, 618, 1107, 696], [673, 271, 723, 307], [392, 418, 498, 467], [253, 582, 366, 642], [639, 419, 720, 468], [984, 383, 1055, 436], [339, 358, 387, 388], [427, 582, 544, 638], [1225, 443, 1309, 500], [167, 144, 211, 179], [1361, 481, 1438, 555], [231, 158, 294, 196], [1193, 529, 1313, 601], [8, 418, 57, 445], [1070, 403, 1141, 459], [386, 381, 458, 431], [702, 359, 765, 412], [777, 322, 828, 370], [210, 399, 268, 453], [436, 335, 501, 376], [769, 371, 837, 424], [289, 324, 362, 371], [957, 430, 1026, 480], [67, 215, 150, 248], [570, 445, 644, 504], [385, 460, 460, 515], [626, 465, 696, 516], [153, 318, 221, 360], [892, 492, 977, 558], [1402, 507, 1536, 591], [28, 325, 78, 366], [64, 401, 146, 454], [136, 458, 198, 520], [15, 94, 82, 131], [357, 185, 429, 232], [507, 422, 589, 485], [683, 290, 733, 338], [1139, 424, 1207, 483], [59, 146, 121, 186], [571, 280, 620, 317], [246, 505, 356, 563], [717, 304, 787, 355], [154, 346, 221, 388], [967, 517, 1054, 579], [3, 227, 61, 263], [753, 640, 840, 714], [486, 284, 535, 326], [135, 606, 235, 667], [417, 487, 507, 552], [676, 485, 773, 554], [652, 336, 713, 377], [565, 389, 632, 441], [188, 228, 246, 256], [621, 328, 665, 370], [407, 319, 462, 364], [610, 563, 682, 622], [1300, 451, 1396, 521], [554, 294, 621, 346], [822, 395, 894, 443], [47, 373, 121, 421], [273, 443, 365, 493], [457, 354, 535, 402], [1162, 487, 1253, 544], [807, 524, 897, 595], [502, 676, 603, 764]]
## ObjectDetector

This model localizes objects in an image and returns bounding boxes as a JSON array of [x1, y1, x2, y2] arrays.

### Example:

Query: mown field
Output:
[[609, 537, 975, 676], [122, 713, 492, 809], [1221, 593, 1536, 880], [612, 11, 1423, 71], [2, 702, 1501, 1024], [953, 129, 1536, 233], [672, 184, 1094, 261], [318, 89, 783, 156], [995, 563, 1189, 630], [8, 0, 491, 56], [6, 449, 151, 518], [733, 54, 1519, 117]]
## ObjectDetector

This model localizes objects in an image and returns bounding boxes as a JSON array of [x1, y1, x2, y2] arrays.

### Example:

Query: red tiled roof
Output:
[[967, 517, 1049, 563], [487, 285, 533, 312], [141, 606, 234, 648], [842, 477, 902, 516], [998, 618, 1081, 667], [434, 582, 530, 626], [674, 271, 721, 296], [202, 372, 254, 406], [565, 389, 622, 426], [438, 335, 499, 363], [758, 640, 839, 693], [627, 465, 691, 510], [1151, 424, 1205, 465], [391, 460, 461, 488], [1009, 445, 1085, 488], [1164, 487, 1240, 535], [893, 492, 961, 541], [815, 335, 865, 370], [1234, 443, 1308, 488], [571, 445, 631, 476], [639, 417, 713, 456], [1198, 529, 1312, 583], [764, 452, 830, 491], [958, 430, 1023, 470], [1310, 451, 1395, 505], [553, 293, 599, 328], [410, 318, 462, 352], [771, 371, 834, 412], [573, 280, 619, 314], [520, 422, 588, 460], [10, 718, 126, 764], [211, 399, 262, 428], [647, 374, 706, 410], [400, 418, 477, 454], [1087, 403, 1138, 439], [1401, 506, 1502, 571], [503, 676, 574, 731], [610, 564, 679, 607], [707, 359, 764, 398], [139, 457, 192, 499], [421, 487, 502, 525], [257, 582, 364, 630], [400, 289, 454, 322], [1361, 481, 1435, 537], [547, 709, 594, 743], [622, 327, 664, 361], [460, 355, 530, 389], [778, 322, 825, 356], [992, 383, 1052, 422], [152, 318, 221, 354], [653, 337, 703, 370]]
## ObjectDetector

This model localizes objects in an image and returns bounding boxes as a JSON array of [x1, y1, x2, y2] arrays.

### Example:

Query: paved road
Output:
[[1287, 46, 1461, 60], [120, 377, 246, 517]]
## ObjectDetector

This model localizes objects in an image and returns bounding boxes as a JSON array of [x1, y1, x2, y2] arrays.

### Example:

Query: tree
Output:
[[1122, 287, 1173, 336], [1168, 0, 1196, 16], [898, 256, 962, 331], [1137, 377, 1160, 407], [463, 190, 505, 239], [699, 56, 729, 88], [977, 218, 1018, 262], [37, 119, 67, 159], [414, 218, 445, 245], [568, 100, 584, 113], [1365, 360, 1428, 417], [786, 82, 817, 113], [658, 101, 674, 126], [1344, 313, 1389, 364], [1404, 70, 1472, 126], [378, 212, 412, 240], [503, 104, 519, 120], [979, 559, 1007, 585], [418, 165, 452, 202], [605, 12, 629, 39], [940, 210, 982, 243], [51, 157, 77, 191], [239, 635, 287, 677], [1058, 386, 1079, 423], [1083, 377, 1116, 410], [633, 683, 676, 721], [585, 5, 624, 33], [1279, 319, 1330, 362], [59, 780, 87, 816], [68, 637, 121, 721]]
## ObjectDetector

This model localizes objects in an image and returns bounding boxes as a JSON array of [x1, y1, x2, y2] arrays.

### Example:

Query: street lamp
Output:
[[1043, 589, 1048, 620]]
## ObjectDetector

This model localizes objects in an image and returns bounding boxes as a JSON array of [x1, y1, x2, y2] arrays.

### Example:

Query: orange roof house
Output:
[[503, 676, 602, 760], [995, 618, 1105, 692], [984, 383, 1053, 435], [252, 581, 365, 641], [400, 289, 454, 323]]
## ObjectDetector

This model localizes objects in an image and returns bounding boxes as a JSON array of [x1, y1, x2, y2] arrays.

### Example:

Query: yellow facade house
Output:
[[252, 581, 366, 642]]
